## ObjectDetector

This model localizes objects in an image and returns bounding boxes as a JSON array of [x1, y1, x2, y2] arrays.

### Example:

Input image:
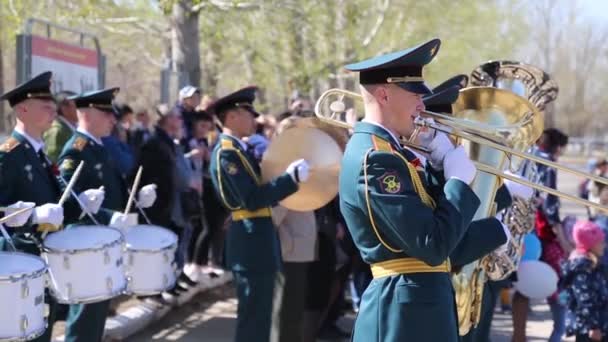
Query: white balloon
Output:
[[514, 260, 558, 299]]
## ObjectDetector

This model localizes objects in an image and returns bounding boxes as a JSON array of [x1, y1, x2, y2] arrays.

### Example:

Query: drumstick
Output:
[[0, 206, 35, 225], [58, 161, 85, 206], [57, 175, 101, 226], [0, 206, 35, 252], [41, 161, 84, 239], [124, 166, 143, 215]]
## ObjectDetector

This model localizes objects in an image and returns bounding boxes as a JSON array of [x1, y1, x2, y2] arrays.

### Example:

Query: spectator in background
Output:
[[269, 113, 318, 342], [585, 159, 608, 218], [130, 110, 153, 151], [44, 90, 77, 162], [136, 105, 198, 303], [175, 85, 201, 139], [102, 104, 135, 176], [561, 220, 608, 342], [513, 128, 571, 342]]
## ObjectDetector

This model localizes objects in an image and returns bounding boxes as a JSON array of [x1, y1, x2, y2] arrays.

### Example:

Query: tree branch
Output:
[[192, 0, 260, 13], [362, 0, 391, 47]]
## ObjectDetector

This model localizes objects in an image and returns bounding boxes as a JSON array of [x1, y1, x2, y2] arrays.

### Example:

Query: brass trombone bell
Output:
[[314, 87, 608, 214]]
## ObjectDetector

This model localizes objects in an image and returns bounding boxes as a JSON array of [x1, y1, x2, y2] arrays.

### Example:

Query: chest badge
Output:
[[227, 163, 239, 175]]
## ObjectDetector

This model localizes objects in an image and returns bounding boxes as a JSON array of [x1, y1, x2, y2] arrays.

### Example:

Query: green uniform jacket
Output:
[[58, 131, 128, 225], [0, 131, 62, 254], [209, 134, 298, 273], [340, 122, 506, 342], [44, 117, 74, 163]]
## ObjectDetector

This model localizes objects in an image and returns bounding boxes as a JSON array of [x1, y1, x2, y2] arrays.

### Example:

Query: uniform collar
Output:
[[221, 133, 248, 150], [14, 127, 45, 152], [355, 120, 401, 148], [76, 127, 103, 145]]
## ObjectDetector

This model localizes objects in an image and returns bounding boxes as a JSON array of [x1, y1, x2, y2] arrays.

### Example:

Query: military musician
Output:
[[208, 86, 310, 342], [57, 87, 157, 342]]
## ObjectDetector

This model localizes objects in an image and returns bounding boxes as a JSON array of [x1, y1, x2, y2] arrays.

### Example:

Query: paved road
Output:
[[125, 157, 592, 341]]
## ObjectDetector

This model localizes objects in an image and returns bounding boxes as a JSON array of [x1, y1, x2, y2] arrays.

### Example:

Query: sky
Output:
[[580, 0, 608, 21]]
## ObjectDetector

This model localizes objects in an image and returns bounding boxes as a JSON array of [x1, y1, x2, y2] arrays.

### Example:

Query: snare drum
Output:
[[42, 226, 126, 304], [124, 225, 178, 295], [0, 252, 47, 341]]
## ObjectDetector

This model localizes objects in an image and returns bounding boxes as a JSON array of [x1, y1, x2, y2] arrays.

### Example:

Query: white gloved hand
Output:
[[286, 159, 310, 183], [419, 132, 454, 169], [137, 184, 157, 208], [503, 171, 534, 200], [32, 203, 64, 227], [110, 212, 134, 230], [443, 146, 477, 184], [495, 221, 512, 253], [78, 186, 105, 214], [3, 201, 36, 227]]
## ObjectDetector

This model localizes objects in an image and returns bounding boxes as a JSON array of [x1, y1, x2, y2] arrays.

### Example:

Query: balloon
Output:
[[521, 233, 542, 261], [514, 260, 558, 299]]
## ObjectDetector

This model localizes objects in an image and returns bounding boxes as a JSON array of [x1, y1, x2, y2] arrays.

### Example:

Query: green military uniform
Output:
[[0, 71, 62, 342], [44, 116, 75, 163], [57, 88, 128, 342], [208, 87, 299, 342], [339, 40, 509, 342]]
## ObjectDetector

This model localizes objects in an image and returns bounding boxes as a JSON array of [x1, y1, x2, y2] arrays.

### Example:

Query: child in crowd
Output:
[[561, 220, 608, 342]]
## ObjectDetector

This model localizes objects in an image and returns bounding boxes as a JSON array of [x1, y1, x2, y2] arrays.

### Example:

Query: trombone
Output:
[[314, 87, 608, 214]]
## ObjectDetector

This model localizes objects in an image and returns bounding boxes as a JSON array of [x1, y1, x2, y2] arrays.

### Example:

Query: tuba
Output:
[[469, 61, 559, 282]]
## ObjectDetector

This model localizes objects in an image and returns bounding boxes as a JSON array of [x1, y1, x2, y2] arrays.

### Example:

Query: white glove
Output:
[[419, 131, 454, 169], [137, 184, 157, 208], [443, 146, 476, 184], [503, 171, 534, 200], [78, 186, 105, 214], [286, 159, 310, 183], [32, 203, 64, 227], [495, 221, 512, 253], [110, 212, 135, 230], [3, 201, 36, 227]]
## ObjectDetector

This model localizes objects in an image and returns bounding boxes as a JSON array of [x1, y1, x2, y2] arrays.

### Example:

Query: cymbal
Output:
[[261, 125, 342, 212]]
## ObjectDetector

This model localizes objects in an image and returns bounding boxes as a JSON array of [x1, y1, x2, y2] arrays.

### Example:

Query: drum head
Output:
[[0, 252, 46, 278], [44, 226, 123, 251], [125, 225, 178, 251]]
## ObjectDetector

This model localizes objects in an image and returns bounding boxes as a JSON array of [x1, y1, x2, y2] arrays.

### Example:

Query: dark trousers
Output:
[[64, 300, 110, 342], [30, 295, 58, 342], [233, 271, 276, 342], [271, 262, 310, 342], [193, 183, 228, 266], [461, 280, 506, 342]]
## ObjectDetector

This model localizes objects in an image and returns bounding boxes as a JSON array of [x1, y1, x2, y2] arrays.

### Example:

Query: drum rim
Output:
[[124, 226, 179, 252], [126, 242, 178, 253], [41, 226, 125, 254], [0, 320, 47, 342], [0, 251, 47, 283], [49, 279, 127, 304]]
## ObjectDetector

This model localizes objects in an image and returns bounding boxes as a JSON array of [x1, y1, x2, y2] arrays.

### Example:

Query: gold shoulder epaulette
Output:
[[0, 137, 20, 152], [371, 135, 393, 152], [72, 137, 88, 151], [220, 139, 235, 150]]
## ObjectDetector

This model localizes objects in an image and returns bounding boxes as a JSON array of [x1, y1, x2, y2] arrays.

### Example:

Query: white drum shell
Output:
[[0, 252, 47, 341], [124, 225, 178, 295], [42, 226, 126, 304]]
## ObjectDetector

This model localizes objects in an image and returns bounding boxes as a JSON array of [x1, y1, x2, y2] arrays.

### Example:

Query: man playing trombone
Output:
[[338, 39, 511, 342]]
